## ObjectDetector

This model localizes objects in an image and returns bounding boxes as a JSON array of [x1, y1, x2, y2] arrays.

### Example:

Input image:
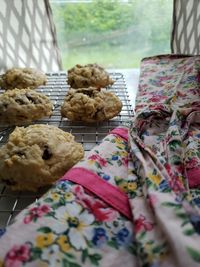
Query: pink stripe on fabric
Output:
[[110, 127, 128, 141], [187, 168, 200, 188], [61, 167, 132, 220]]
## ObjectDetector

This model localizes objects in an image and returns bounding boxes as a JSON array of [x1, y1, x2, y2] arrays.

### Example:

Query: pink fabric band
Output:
[[110, 127, 128, 141], [61, 167, 132, 220], [187, 167, 200, 188]]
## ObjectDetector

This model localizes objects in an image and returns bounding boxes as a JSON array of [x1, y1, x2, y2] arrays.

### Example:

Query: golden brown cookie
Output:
[[0, 88, 53, 125], [0, 67, 47, 90], [68, 64, 114, 89], [0, 124, 84, 191], [61, 87, 122, 122]]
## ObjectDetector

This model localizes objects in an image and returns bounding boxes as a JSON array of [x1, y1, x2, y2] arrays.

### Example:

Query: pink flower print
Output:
[[88, 155, 98, 161], [38, 204, 51, 214], [134, 215, 154, 233], [149, 95, 167, 102], [5, 244, 30, 267], [186, 157, 199, 169], [164, 163, 172, 176], [168, 175, 185, 193], [92, 203, 118, 222], [88, 154, 107, 167], [73, 185, 118, 222], [122, 157, 128, 166], [187, 131, 193, 137], [23, 204, 51, 224], [176, 91, 186, 98]]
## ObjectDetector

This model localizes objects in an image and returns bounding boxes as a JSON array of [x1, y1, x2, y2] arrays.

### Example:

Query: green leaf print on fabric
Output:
[[31, 247, 42, 261], [44, 198, 53, 203], [81, 249, 88, 263], [162, 202, 182, 209], [89, 253, 102, 265], [169, 140, 182, 151], [37, 227, 52, 233], [170, 155, 182, 165], [187, 247, 200, 263], [62, 258, 81, 267], [183, 229, 196, 236], [80, 248, 102, 266]]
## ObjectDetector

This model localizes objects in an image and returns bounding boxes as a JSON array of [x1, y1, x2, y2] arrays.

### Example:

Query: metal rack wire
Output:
[[0, 72, 133, 228]]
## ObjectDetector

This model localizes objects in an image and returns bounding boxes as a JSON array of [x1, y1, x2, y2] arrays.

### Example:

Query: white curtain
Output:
[[0, 0, 62, 72], [171, 0, 200, 55]]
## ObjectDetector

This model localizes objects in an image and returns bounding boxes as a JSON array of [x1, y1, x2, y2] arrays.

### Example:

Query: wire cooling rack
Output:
[[0, 72, 133, 228]]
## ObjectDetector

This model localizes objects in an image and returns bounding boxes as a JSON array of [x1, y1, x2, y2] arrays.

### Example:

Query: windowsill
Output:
[[110, 68, 140, 109]]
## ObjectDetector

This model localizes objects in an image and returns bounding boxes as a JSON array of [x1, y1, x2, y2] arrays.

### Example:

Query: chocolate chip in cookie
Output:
[[0, 67, 47, 90], [0, 88, 53, 125], [68, 64, 114, 89], [61, 87, 122, 123], [0, 124, 84, 191]]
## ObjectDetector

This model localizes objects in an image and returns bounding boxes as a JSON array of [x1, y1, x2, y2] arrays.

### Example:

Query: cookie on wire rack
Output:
[[67, 63, 114, 89], [0, 67, 47, 90], [0, 88, 53, 125], [61, 87, 122, 123], [0, 124, 84, 191]]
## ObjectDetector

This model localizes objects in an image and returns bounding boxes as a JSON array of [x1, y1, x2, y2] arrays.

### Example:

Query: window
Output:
[[50, 0, 173, 69]]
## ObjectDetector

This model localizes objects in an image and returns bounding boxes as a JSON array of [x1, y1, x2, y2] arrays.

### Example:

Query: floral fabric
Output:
[[129, 54, 200, 266], [0, 55, 200, 267], [0, 129, 136, 267]]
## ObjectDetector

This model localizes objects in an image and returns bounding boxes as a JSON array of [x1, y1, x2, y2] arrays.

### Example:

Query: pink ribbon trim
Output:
[[110, 127, 128, 141], [187, 167, 200, 188], [61, 167, 132, 220]]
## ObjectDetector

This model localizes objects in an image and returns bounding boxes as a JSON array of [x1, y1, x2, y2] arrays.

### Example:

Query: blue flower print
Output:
[[115, 227, 130, 245], [112, 155, 119, 161], [190, 214, 200, 235], [159, 180, 169, 192], [102, 174, 110, 181], [57, 181, 70, 191], [92, 227, 108, 247], [193, 197, 200, 207], [186, 75, 196, 82], [0, 228, 6, 238]]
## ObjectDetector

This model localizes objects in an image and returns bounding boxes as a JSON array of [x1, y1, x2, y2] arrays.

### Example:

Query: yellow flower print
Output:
[[144, 243, 151, 251], [148, 173, 161, 185], [160, 251, 168, 261], [88, 159, 95, 165], [119, 181, 128, 193], [36, 233, 54, 248], [119, 151, 128, 157], [114, 137, 125, 148], [64, 192, 75, 202], [57, 235, 71, 253], [127, 181, 137, 192], [115, 137, 123, 144], [116, 143, 125, 149], [51, 192, 60, 201], [172, 95, 177, 102]]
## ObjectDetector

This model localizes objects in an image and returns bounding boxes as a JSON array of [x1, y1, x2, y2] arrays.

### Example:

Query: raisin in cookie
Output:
[[0, 88, 53, 125], [61, 87, 122, 122], [68, 64, 114, 89], [0, 67, 47, 90], [0, 124, 84, 191]]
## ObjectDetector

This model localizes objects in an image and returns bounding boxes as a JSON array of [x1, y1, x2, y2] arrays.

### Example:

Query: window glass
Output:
[[50, 0, 173, 69]]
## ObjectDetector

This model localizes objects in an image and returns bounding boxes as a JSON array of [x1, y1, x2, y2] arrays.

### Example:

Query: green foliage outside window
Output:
[[51, 0, 172, 69]]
